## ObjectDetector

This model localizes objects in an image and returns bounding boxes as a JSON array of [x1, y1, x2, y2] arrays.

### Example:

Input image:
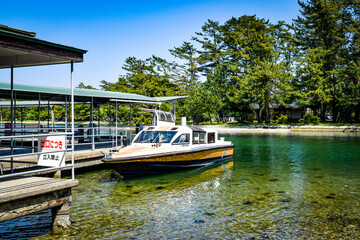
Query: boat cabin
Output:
[[132, 125, 218, 147], [132, 109, 220, 147]]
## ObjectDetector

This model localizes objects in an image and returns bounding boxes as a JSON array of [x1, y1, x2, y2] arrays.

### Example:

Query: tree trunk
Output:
[[320, 103, 326, 122], [332, 99, 338, 123], [258, 107, 263, 123]]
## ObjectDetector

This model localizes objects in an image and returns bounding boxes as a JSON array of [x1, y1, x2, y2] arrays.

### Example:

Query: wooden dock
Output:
[[0, 176, 78, 233], [0, 147, 109, 234], [1, 147, 107, 175]]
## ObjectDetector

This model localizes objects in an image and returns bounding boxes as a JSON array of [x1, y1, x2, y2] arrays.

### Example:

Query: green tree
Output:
[[223, 16, 293, 123], [294, 0, 349, 122], [193, 20, 225, 74], [170, 41, 200, 91]]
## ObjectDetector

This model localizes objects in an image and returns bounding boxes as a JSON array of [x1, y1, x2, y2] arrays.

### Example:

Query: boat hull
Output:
[[103, 145, 234, 176]]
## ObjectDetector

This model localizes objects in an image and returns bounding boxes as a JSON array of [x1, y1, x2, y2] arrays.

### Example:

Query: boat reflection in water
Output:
[[102, 109, 234, 177]]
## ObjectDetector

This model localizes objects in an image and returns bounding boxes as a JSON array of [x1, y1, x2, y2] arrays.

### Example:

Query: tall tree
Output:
[[294, 0, 348, 122], [169, 41, 200, 90], [223, 16, 293, 123], [101, 56, 179, 97], [193, 20, 225, 74]]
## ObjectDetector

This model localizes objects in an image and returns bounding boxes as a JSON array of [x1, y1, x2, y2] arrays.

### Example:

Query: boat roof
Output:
[[189, 126, 206, 132]]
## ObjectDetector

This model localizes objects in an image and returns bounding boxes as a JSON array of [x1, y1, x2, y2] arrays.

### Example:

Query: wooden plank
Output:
[[0, 176, 78, 203]]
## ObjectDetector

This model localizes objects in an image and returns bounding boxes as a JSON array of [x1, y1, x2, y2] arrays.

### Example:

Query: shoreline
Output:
[[197, 125, 360, 135]]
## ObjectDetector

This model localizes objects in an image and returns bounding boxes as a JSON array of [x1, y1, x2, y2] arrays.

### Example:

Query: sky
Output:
[[0, 0, 300, 89]]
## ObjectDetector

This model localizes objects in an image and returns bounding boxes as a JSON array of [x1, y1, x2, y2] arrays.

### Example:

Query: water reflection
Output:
[[1, 133, 359, 239]]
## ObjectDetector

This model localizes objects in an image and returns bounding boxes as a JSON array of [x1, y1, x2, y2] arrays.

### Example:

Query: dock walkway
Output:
[[0, 176, 78, 232]]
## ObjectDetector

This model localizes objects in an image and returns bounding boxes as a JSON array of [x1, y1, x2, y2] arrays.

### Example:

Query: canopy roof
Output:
[[154, 96, 188, 102], [0, 101, 86, 107], [0, 82, 186, 105], [0, 24, 87, 68]]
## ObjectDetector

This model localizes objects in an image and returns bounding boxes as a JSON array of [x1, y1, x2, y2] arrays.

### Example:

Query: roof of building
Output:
[[0, 101, 86, 107], [154, 96, 188, 102], [0, 24, 87, 68], [0, 81, 186, 104], [251, 101, 301, 109]]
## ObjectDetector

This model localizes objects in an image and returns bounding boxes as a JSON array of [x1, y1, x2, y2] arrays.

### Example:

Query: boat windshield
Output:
[[134, 131, 177, 143]]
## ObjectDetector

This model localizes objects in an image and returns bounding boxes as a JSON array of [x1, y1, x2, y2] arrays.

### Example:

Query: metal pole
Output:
[[47, 100, 50, 128], [130, 103, 132, 143], [20, 107, 23, 135], [98, 105, 100, 140], [38, 93, 41, 130], [91, 97, 95, 150], [173, 102, 176, 122], [1, 107, 2, 128], [115, 101, 118, 148], [51, 106, 55, 128], [71, 62, 75, 180], [108, 101, 111, 136], [14, 91, 16, 133], [10, 66, 14, 173], [65, 96, 68, 133]]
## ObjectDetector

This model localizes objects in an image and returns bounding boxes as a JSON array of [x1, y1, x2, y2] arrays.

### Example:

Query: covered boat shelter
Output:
[[0, 24, 87, 232], [0, 81, 185, 153], [0, 24, 87, 178]]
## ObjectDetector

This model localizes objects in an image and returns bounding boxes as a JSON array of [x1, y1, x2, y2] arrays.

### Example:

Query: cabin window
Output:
[[134, 131, 177, 143], [166, 113, 173, 122], [193, 132, 206, 144], [208, 132, 215, 143], [172, 134, 190, 145], [193, 132, 199, 144], [153, 131, 177, 143], [159, 112, 166, 121], [199, 132, 206, 144]]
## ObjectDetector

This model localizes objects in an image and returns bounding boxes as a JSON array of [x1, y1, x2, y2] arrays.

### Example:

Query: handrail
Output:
[[0, 164, 74, 179], [0, 132, 73, 140], [0, 148, 69, 160]]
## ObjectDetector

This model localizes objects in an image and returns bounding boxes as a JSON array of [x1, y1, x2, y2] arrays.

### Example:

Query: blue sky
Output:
[[0, 0, 300, 88]]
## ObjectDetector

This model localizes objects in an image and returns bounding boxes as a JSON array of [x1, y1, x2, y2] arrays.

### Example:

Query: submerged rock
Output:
[[243, 201, 254, 205], [309, 168, 322, 171], [204, 212, 215, 216], [194, 220, 205, 224], [325, 195, 336, 199], [269, 178, 280, 182], [111, 171, 124, 180], [155, 186, 165, 190]]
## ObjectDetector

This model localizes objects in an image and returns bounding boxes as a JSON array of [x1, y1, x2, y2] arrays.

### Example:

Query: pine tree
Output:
[[294, 0, 348, 122]]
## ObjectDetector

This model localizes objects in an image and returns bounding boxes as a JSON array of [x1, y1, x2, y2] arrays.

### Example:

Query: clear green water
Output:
[[1, 133, 360, 239]]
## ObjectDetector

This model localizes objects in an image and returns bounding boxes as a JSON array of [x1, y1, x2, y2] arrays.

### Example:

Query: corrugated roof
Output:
[[0, 101, 85, 107], [0, 25, 87, 68], [0, 82, 186, 104], [0, 24, 87, 54]]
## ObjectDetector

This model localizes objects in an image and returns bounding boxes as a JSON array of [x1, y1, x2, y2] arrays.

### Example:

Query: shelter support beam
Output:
[[115, 101, 118, 148], [91, 97, 95, 150], [70, 62, 75, 180], [130, 103, 132, 143], [10, 66, 14, 173]]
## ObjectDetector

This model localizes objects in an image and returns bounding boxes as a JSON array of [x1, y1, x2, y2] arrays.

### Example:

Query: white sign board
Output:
[[37, 135, 66, 167]]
